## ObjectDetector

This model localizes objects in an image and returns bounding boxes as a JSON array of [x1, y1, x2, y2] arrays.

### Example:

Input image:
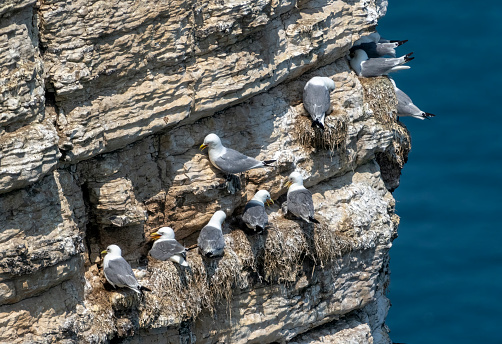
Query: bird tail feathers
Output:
[[311, 119, 325, 130]]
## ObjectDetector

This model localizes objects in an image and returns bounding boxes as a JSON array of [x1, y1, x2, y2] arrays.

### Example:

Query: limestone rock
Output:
[[0, 0, 409, 343]]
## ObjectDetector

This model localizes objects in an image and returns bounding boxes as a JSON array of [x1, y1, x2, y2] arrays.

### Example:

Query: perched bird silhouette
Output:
[[284, 172, 319, 224], [198, 210, 226, 258], [242, 190, 273, 234], [303, 76, 336, 129], [149, 227, 189, 267]]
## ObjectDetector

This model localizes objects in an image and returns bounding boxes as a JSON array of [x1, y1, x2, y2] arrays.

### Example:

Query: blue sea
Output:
[[378, 1, 502, 343]]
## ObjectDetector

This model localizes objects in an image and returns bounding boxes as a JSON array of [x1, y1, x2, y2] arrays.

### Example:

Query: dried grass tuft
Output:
[[294, 108, 348, 153], [359, 76, 397, 128]]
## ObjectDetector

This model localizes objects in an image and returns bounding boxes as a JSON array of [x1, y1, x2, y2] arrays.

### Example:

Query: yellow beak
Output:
[[265, 199, 274, 206], [100, 250, 107, 255], [150, 232, 161, 240], [285, 180, 293, 188], [200, 144, 207, 150]]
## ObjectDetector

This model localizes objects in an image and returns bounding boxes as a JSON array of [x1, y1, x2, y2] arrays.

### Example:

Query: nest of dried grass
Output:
[[359, 76, 397, 128], [294, 107, 349, 153], [84, 212, 361, 339]]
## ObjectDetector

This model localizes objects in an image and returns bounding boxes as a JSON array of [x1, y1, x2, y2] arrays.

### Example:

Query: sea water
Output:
[[378, 1, 502, 343]]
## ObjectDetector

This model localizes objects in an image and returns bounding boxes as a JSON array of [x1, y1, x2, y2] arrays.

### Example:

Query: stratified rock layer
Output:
[[0, 0, 412, 343]]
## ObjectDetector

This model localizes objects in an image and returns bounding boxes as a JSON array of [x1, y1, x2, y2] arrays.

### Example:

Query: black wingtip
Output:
[[311, 120, 325, 130], [309, 217, 320, 224], [423, 112, 435, 119], [396, 39, 408, 46], [140, 285, 152, 292], [263, 159, 276, 166], [404, 56, 415, 63]]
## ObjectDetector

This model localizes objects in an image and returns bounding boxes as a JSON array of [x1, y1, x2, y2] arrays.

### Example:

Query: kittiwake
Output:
[[303, 77, 336, 129], [149, 227, 189, 266], [200, 134, 275, 174], [350, 49, 414, 78], [284, 172, 319, 224], [351, 39, 408, 58], [198, 210, 226, 258], [242, 190, 273, 234], [391, 79, 435, 120], [101, 244, 147, 295]]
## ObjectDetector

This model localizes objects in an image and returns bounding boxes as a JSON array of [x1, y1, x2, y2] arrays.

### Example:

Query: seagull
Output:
[[303, 76, 336, 129], [101, 245, 147, 295], [198, 210, 226, 258], [149, 227, 189, 266], [284, 172, 319, 224], [390, 79, 435, 120], [200, 133, 275, 174], [350, 49, 414, 77], [242, 190, 273, 234], [351, 39, 408, 58]]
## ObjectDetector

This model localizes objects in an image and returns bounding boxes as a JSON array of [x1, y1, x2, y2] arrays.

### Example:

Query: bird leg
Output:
[[225, 174, 241, 194]]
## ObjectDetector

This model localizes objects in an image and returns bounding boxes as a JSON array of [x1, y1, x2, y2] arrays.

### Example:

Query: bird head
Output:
[[101, 244, 121, 256], [200, 133, 221, 151], [285, 171, 304, 188], [254, 190, 274, 206], [151, 226, 175, 240]]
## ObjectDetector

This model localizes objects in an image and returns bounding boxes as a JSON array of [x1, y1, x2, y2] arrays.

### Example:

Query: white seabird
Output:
[[303, 76, 336, 129], [351, 39, 408, 58], [284, 172, 319, 224], [350, 49, 414, 78], [242, 190, 273, 234], [391, 79, 435, 120], [198, 210, 226, 258], [149, 227, 189, 267], [101, 244, 145, 295], [200, 133, 275, 174]]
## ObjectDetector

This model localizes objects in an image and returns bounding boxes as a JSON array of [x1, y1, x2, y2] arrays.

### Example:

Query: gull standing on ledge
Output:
[[200, 133, 275, 174], [101, 245, 147, 295], [284, 172, 319, 224], [198, 210, 226, 258], [391, 79, 435, 120], [149, 227, 189, 267], [350, 49, 414, 77], [242, 190, 273, 234], [303, 76, 336, 129]]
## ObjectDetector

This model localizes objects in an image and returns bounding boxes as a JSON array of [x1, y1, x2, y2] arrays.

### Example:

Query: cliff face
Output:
[[0, 0, 410, 343]]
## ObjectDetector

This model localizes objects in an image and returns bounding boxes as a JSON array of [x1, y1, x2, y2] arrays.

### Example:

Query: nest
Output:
[[359, 76, 397, 128], [81, 213, 361, 340], [294, 108, 349, 153]]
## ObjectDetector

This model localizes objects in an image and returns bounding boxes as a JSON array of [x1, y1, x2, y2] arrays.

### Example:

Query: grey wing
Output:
[[396, 88, 421, 116], [214, 148, 263, 174], [106, 258, 139, 288], [360, 58, 403, 77], [150, 240, 186, 261], [198, 226, 225, 255], [242, 202, 268, 230], [303, 83, 330, 121], [287, 189, 315, 220], [375, 43, 397, 57]]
